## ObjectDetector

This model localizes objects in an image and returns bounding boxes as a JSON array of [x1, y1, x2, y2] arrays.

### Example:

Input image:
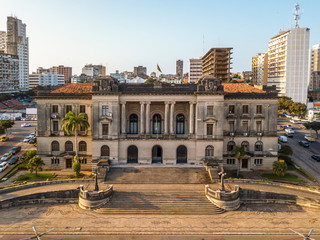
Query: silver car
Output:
[[1, 153, 12, 162]]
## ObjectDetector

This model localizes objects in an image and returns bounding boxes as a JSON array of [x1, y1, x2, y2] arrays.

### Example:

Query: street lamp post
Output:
[[94, 167, 99, 191]]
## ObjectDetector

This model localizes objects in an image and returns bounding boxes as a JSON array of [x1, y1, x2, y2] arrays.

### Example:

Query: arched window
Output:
[[176, 114, 185, 134], [177, 145, 187, 164], [205, 145, 214, 157], [129, 114, 138, 134], [127, 145, 138, 163], [79, 141, 87, 151], [152, 145, 162, 164], [241, 141, 249, 152], [255, 141, 263, 151], [153, 114, 162, 134], [101, 145, 110, 157], [227, 141, 235, 152], [65, 141, 73, 152], [51, 141, 60, 151]]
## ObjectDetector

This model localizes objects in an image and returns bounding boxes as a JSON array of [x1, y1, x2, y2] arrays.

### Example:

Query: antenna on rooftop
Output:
[[294, 3, 301, 28]]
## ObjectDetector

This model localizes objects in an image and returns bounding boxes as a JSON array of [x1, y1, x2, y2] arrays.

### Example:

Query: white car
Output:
[[0, 162, 8, 172], [278, 136, 288, 143], [1, 153, 12, 162], [21, 123, 31, 127], [23, 136, 31, 142], [305, 135, 315, 142], [285, 128, 294, 134]]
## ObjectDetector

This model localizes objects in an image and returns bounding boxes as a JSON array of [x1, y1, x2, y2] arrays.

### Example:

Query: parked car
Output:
[[21, 123, 31, 127], [304, 135, 315, 142], [290, 119, 298, 124], [284, 132, 294, 138], [23, 136, 31, 143], [285, 128, 295, 134], [299, 141, 310, 148], [1, 153, 12, 162], [29, 132, 36, 137], [9, 146, 21, 155], [311, 154, 320, 162], [28, 137, 36, 144], [281, 125, 292, 130], [0, 162, 8, 172], [278, 136, 288, 143], [8, 156, 19, 165], [0, 136, 9, 142]]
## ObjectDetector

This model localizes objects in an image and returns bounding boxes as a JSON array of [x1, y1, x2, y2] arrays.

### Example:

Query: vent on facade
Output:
[[257, 132, 263, 136], [230, 132, 235, 136], [243, 132, 248, 136]]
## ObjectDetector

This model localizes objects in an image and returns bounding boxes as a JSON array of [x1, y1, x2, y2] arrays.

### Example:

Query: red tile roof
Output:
[[0, 103, 7, 109], [222, 83, 265, 93], [51, 83, 93, 93]]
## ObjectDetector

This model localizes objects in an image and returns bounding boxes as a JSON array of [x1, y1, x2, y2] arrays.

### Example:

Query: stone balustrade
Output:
[[78, 185, 113, 210]]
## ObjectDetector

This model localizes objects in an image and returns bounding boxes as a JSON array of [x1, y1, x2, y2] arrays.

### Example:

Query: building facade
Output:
[[202, 48, 232, 83], [0, 31, 6, 51], [252, 53, 268, 86], [36, 76, 278, 171], [0, 51, 19, 92], [82, 64, 106, 77], [176, 59, 183, 80], [189, 58, 202, 83], [134, 66, 147, 76], [49, 65, 72, 84], [29, 72, 65, 89], [267, 28, 310, 103]]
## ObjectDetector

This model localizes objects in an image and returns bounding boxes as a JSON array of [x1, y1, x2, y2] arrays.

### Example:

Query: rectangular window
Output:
[[242, 121, 248, 132], [80, 105, 86, 113], [102, 124, 109, 135], [207, 124, 213, 136], [80, 125, 86, 132], [207, 106, 214, 116], [257, 105, 262, 114], [229, 105, 235, 114], [66, 105, 72, 113], [243, 105, 248, 114], [229, 121, 235, 132], [53, 121, 59, 132], [256, 121, 262, 131], [52, 105, 58, 113], [102, 105, 109, 116], [227, 159, 235, 165], [254, 159, 263, 165]]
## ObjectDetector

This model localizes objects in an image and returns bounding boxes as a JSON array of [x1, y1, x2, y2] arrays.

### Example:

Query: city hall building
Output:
[[36, 76, 278, 171]]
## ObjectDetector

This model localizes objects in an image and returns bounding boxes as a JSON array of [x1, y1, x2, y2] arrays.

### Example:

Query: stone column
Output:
[[170, 102, 175, 134], [189, 102, 194, 134], [146, 102, 150, 134], [164, 102, 169, 134], [140, 102, 145, 134], [121, 102, 126, 134]]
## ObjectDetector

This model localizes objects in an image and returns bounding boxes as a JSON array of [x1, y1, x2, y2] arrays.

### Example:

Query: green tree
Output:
[[0, 119, 15, 136], [303, 121, 320, 138], [289, 102, 307, 116], [61, 111, 90, 161], [73, 155, 81, 177], [279, 144, 293, 155], [21, 150, 37, 162], [278, 96, 293, 111], [26, 155, 45, 177], [145, 78, 157, 84], [273, 160, 287, 177], [231, 146, 246, 177]]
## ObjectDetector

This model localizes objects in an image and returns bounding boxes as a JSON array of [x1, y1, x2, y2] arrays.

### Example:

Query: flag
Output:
[[157, 64, 162, 73]]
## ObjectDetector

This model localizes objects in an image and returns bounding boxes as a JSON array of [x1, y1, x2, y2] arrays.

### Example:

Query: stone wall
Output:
[[78, 185, 113, 210], [205, 185, 240, 211]]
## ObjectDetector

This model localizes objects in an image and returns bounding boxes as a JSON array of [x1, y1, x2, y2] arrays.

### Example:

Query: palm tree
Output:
[[231, 146, 246, 177], [61, 111, 90, 161], [27, 156, 45, 177]]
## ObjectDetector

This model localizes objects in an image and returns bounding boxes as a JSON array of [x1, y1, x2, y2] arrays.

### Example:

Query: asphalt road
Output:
[[278, 117, 320, 184]]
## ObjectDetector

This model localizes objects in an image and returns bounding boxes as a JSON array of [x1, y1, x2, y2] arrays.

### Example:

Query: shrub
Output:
[[273, 160, 288, 177], [17, 175, 30, 181], [279, 145, 293, 155], [279, 155, 293, 165], [73, 162, 81, 177]]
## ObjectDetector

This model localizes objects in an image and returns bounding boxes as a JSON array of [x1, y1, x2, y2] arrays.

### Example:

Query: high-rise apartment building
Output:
[[309, 44, 320, 91], [0, 51, 19, 91], [0, 31, 6, 51], [134, 66, 147, 76], [29, 71, 64, 89], [252, 53, 268, 86], [82, 64, 105, 77], [6, 17, 29, 90], [202, 48, 232, 83], [267, 28, 310, 103], [176, 59, 183, 79], [189, 58, 202, 83], [49, 65, 72, 84]]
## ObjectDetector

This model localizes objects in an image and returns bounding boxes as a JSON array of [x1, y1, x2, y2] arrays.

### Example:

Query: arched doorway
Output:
[[153, 114, 162, 134], [127, 145, 138, 163], [176, 145, 187, 164], [152, 145, 162, 164]]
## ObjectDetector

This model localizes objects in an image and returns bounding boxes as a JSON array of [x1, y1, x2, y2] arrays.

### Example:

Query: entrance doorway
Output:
[[127, 145, 138, 163], [176, 145, 187, 164], [66, 158, 72, 168], [242, 159, 248, 169], [152, 145, 162, 164]]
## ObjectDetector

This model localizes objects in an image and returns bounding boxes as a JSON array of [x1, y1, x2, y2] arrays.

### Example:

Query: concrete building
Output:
[[36, 76, 278, 171], [82, 64, 106, 77], [6, 17, 29, 90], [29, 71, 65, 89], [309, 44, 320, 91], [134, 66, 147, 76], [202, 48, 232, 83], [252, 53, 268, 86], [189, 59, 202, 83], [0, 31, 6, 51], [49, 65, 72, 84], [0, 51, 19, 92], [176, 59, 183, 80], [110, 70, 126, 83], [267, 28, 310, 103]]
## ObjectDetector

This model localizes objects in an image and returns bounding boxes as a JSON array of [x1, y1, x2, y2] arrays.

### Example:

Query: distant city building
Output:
[[0, 31, 6, 51], [29, 71, 64, 89], [134, 66, 147, 76], [310, 71, 320, 91], [189, 59, 202, 83], [110, 70, 126, 83], [267, 28, 310, 103], [127, 76, 146, 84], [0, 51, 19, 91], [82, 64, 106, 77], [242, 71, 253, 83], [121, 71, 134, 80], [252, 53, 268, 85], [79, 73, 92, 83], [49, 65, 72, 84], [202, 48, 232, 83], [310, 44, 320, 72], [150, 72, 156, 78], [3, 17, 29, 90], [71, 75, 81, 84], [176, 59, 183, 80]]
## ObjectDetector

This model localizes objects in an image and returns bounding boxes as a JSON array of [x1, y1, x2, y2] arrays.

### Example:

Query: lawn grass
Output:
[[16, 173, 55, 182], [260, 173, 304, 184]]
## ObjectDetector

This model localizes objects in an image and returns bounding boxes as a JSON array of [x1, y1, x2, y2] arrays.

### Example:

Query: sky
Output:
[[1, 0, 320, 76]]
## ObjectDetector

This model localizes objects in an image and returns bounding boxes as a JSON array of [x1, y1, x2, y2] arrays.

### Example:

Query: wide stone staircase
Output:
[[94, 190, 224, 215]]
